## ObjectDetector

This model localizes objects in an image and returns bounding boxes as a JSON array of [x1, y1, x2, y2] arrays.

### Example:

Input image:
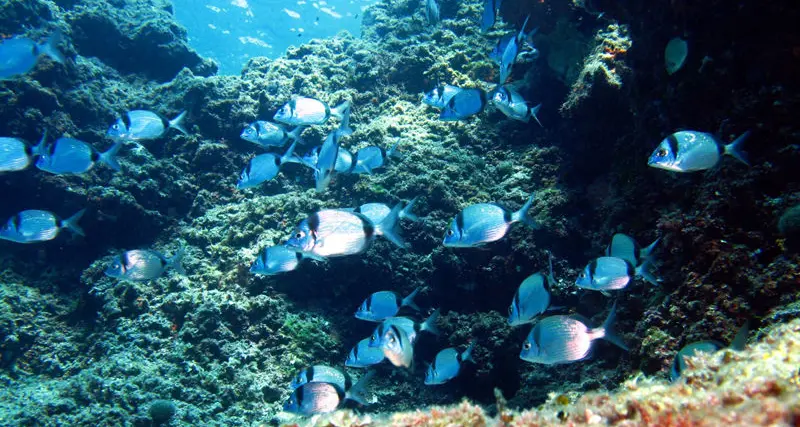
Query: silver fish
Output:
[[0, 31, 64, 80], [575, 256, 659, 290], [283, 371, 373, 415], [348, 140, 403, 175], [425, 0, 440, 25], [290, 365, 349, 391], [423, 84, 461, 109], [314, 128, 342, 192], [355, 288, 421, 322], [670, 322, 748, 381], [351, 197, 420, 225], [345, 337, 386, 368], [273, 97, 351, 132], [605, 233, 660, 268], [0, 135, 45, 172], [648, 130, 750, 172], [490, 85, 542, 126], [104, 245, 185, 282], [425, 342, 475, 385], [520, 303, 627, 364], [368, 311, 440, 368], [237, 140, 301, 189], [250, 245, 304, 275], [107, 110, 188, 141], [439, 89, 487, 121], [508, 252, 555, 326], [0, 209, 85, 243], [240, 121, 304, 148], [36, 138, 121, 174], [443, 193, 537, 247], [499, 16, 530, 84]]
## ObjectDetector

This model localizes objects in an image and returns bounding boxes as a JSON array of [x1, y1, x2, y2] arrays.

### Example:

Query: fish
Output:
[[423, 84, 461, 109], [489, 85, 542, 126], [107, 110, 188, 142], [665, 37, 688, 75], [670, 322, 749, 381], [648, 130, 750, 172], [480, 0, 502, 32], [0, 135, 45, 172], [283, 371, 373, 415], [368, 310, 440, 368], [439, 89, 487, 121], [499, 16, 531, 84], [347, 140, 403, 174], [425, 0, 440, 25], [443, 193, 538, 248], [355, 288, 421, 322], [508, 251, 555, 326], [284, 204, 406, 259], [314, 128, 342, 192], [35, 138, 122, 174], [520, 303, 628, 364], [250, 245, 304, 275], [0, 209, 85, 243], [104, 245, 186, 282], [345, 337, 386, 368], [605, 233, 660, 268], [237, 140, 301, 189], [273, 97, 352, 133], [300, 146, 353, 173], [425, 342, 475, 385], [0, 31, 64, 80], [290, 365, 350, 391], [351, 197, 420, 224], [575, 256, 660, 291], [489, 34, 514, 65], [239, 121, 304, 148]]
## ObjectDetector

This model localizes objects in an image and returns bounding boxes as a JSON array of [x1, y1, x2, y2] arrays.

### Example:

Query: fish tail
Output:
[[461, 341, 476, 363], [529, 103, 543, 128], [280, 139, 302, 165], [332, 101, 353, 135], [546, 250, 555, 284], [32, 131, 47, 157], [345, 370, 375, 406], [724, 130, 750, 166], [61, 209, 86, 237], [168, 111, 189, 135], [599, 302, 628, 351], [402, 287, 421, 311], [635, 259, 661, 286], [40, 31, 65, 64], [375, 203, 408, 249], [641, 237, 661, 262], [167, 243, 187, 275], [511, 192, 539, 229], [400, 196, 420, 222], [99, 142, 123, 171], [287, 126, 305, 144], [729, 321, 750, 351], [421, 308, 441, 335], [387, 138, 405, 160]]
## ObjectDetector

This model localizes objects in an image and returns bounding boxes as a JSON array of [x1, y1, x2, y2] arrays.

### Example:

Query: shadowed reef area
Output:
[[0, 0, 798, 425]]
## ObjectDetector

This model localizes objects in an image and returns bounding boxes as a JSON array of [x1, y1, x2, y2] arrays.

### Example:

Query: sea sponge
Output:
[[149, 399, 176, 424]]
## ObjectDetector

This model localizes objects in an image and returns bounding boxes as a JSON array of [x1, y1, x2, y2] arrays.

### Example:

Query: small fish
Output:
[[443, 193, 537, 248], [314, 128, 341, 192], [107, 110, 188, 141], [489, 34, 514, 65], [423, 84, 461, 109], [490, 85, 542, 126], [648, 130, 750, 172], [670, 322, 749, 381], [240, 121, 304, 148], [104, 245, 185, 282], [425, 0, 440, 25], [300, 145, 352, 173], [355, 288, 421, 322], [575, 256, 659, 290], [283, 371, 373, 415], [36, 138, 121, 174], [480, 0, 502, 32], [351, 197, 420, 224], [0, 135, 45, 172], [368, 311, 440, 368], [345, 337, 386, 368], [290, 365, 350, 391], [0, 209, 85, 243], [273, 97, 352, 133], [509, 252, 555, 326], [237, 140, 301, 189], [0, 31, 64, 80], [665, 37, 688, 75], [605, 233, 660, 268], [498, 16, 530, 84], [250, 245, 304, 275], [520, 303, 628, 365], [425, 342, 475, 385], [439, 88, 487, 121], [348, 140, 403, 174], [285, 205, 406, 259]]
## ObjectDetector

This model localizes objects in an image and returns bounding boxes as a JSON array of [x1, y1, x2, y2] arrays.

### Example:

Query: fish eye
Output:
[[390, 336, 396, 343], [523, 342, 531, 350], [112, 124, 119, 130], [447, 229, 454, 236], [295, 232, 303, 239], [579, 273, 586, 279], [657, 148, 668, 157]]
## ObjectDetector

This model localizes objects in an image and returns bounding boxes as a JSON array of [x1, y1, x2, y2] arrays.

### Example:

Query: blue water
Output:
[[173, 0, 375, 75]]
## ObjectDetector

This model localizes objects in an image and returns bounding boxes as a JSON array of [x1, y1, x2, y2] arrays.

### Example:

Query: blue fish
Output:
[[348, 140, 403, 174], [443, 193, 537, 248], [352, 197, 420, 224], [499, 16, 531, 84], [0, 31, 64, 80], [520, 303, 628, 365], [239, 121, 304, 148], [107, 110, 188, 141], [508, 252, 555, 326], [480, 0, 502, 32], [0, 135, 45, 172], [250, 245, 304, 275], [671, 322, 748, 381], [355, 288, 421, 322], [289, 365, 350, 391], [605, 233, 660, 268], [439, 89, 487, 121], [575, 256, 659, 291], [237, 140, 301, 189], [273, 98, 352, 132], [423, 84, 462, 109], [314, 128, 342, 192], [648, 130, 750, 172], [283, 371, 373, 415], [489, 85, 543, 126], [489, 34, 514, 64], [425, 342, 475, 385], [425, 0, 440, 24], [345, 337, 386, 368], [0, 209, 85, 243], [36, 138, 121, 174], [104, 245, 185, 282], [368, 311, 440, 368], [300, 145, 353, 173]]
